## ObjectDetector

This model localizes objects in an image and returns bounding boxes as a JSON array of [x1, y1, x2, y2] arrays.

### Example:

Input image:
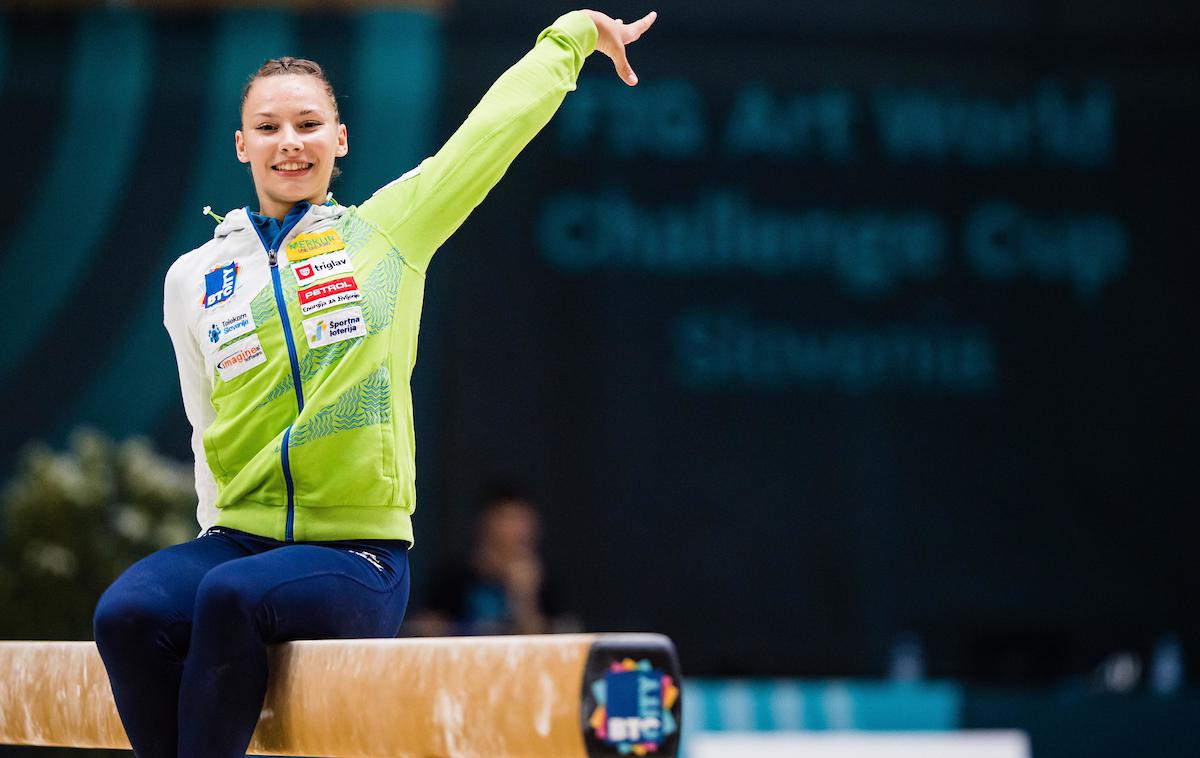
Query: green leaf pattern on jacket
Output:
[[288, 364, 392, 448]]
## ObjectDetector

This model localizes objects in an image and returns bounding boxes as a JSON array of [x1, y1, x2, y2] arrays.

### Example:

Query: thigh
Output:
[[96, 530, 253, 651], [195, 542, 410, 643]]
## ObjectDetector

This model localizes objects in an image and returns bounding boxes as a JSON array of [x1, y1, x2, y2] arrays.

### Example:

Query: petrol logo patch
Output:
[[206, 309, 256, 346], [202, 262, 239, 309], [286, 228, 345, 262], [214, 334, 266, 381], [297, 275, 362, 315], [292, 250, 354, 285], [303, 306, 367, 348]]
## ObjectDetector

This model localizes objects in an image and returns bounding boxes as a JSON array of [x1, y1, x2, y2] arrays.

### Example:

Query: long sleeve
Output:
[[358, 10, 597, 272], [163, 256, 219, 534]]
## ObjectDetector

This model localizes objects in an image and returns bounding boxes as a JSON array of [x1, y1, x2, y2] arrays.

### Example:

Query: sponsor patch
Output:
[[286, 228, 345, 262], [202, 262, 239, 309], [303, 306, 367, 349], [206, 309, 256, 346], [214, 334, 266, 381], [292, 250, 354, 285], [297, 275, 361, 315], [587, 659, 679, 756]]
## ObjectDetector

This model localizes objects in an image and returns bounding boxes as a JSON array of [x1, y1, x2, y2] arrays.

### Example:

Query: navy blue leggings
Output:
[[92, 526, 410, 758]]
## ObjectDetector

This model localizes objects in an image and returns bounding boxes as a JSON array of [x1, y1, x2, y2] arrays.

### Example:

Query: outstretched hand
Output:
[[580, 9, 657, 86]]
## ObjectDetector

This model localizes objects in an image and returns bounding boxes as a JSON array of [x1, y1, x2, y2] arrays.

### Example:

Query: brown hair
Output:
[[241, 57, 340, 121]]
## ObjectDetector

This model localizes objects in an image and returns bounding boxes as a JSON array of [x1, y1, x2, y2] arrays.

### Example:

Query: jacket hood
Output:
[[211, 202, 348, 240]]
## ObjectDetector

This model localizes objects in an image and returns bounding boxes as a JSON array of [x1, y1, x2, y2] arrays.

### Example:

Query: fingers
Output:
[[624, 10, 657, 42], [600, 10, 655, 86], [612, 47, 637, 86], [616, 11, 655, 85]]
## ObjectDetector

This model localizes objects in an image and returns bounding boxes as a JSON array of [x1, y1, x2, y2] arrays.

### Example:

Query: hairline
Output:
[[240, 59, 341, 123]]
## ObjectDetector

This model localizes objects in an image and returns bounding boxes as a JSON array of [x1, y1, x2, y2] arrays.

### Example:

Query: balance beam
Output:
[[0, 633, 681, 757]]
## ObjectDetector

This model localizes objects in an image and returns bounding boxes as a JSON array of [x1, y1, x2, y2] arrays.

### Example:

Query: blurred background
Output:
[[0, 0, 1197, 756]]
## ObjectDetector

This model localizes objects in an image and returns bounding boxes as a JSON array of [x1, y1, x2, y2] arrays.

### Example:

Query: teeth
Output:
[[275, 162, 311, 171]]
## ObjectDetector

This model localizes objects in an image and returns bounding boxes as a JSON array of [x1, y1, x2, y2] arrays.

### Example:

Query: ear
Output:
[[234, 130, 249, 163], [336, 123, 349, 158]]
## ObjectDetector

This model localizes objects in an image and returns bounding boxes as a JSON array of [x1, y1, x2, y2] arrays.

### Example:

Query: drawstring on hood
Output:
[[204, 194, 336, 229], [204, 202, 349, 241]]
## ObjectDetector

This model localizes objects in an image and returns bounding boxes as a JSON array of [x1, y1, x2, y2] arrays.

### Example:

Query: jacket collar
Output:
[[212, 200, 347, 241]]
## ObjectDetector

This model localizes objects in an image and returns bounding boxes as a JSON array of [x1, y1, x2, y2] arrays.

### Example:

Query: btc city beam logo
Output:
[[587, 658, 679, 755]]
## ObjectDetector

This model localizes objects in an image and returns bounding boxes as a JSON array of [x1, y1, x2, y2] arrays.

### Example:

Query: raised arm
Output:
[[359, 9, 657, 273]]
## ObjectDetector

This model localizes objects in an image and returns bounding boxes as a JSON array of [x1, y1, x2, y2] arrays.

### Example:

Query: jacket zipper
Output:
[[250, 208, 307, 542]]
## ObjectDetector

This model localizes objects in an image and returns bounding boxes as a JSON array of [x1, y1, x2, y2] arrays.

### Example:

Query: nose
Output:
[[278, 124, 302, 153]]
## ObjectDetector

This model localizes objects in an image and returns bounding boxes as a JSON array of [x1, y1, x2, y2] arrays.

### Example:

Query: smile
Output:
[[272, 161, 314, 175]]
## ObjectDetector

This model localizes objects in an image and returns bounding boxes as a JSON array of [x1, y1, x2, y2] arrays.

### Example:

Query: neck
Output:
[[256, 193, 324, 221]]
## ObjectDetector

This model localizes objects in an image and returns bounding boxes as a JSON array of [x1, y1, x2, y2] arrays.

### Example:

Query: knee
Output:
[[193, 567, 262, 627], [93, 584, 169, 652]]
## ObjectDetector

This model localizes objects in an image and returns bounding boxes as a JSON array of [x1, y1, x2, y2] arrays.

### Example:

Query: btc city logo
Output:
[[588, 659, 679, 755], [202, 262, 239, 309]]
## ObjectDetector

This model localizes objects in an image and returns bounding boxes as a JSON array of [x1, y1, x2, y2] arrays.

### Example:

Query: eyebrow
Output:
[[252, 109, 323, 119]]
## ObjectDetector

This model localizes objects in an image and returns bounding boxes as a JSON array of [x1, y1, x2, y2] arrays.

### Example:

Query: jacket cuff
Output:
[[539, 10, 599, 59]]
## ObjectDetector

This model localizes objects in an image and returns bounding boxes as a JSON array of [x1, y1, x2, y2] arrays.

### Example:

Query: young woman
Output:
[[92, 9, 656, 757]]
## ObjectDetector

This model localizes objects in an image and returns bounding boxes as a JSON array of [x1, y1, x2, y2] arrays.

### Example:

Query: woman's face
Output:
[[235, 74, 348, 219]]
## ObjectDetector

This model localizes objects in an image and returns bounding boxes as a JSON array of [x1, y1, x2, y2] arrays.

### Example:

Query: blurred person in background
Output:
[[88, 9, 655, 758], [410, 483, 580, 636]]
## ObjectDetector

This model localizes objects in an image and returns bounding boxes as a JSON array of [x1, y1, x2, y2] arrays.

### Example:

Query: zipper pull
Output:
[[268, 248, 278, 267]]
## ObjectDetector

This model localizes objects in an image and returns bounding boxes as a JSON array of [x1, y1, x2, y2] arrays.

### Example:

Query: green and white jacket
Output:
[[163, 11, 597, 543]]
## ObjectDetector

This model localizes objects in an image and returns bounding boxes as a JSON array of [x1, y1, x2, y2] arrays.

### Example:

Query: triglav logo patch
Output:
[[293, 250, 354, 285], [202, 262, 239, 309], [303, 306, 367, 349], [214, 334, 266, 381]]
